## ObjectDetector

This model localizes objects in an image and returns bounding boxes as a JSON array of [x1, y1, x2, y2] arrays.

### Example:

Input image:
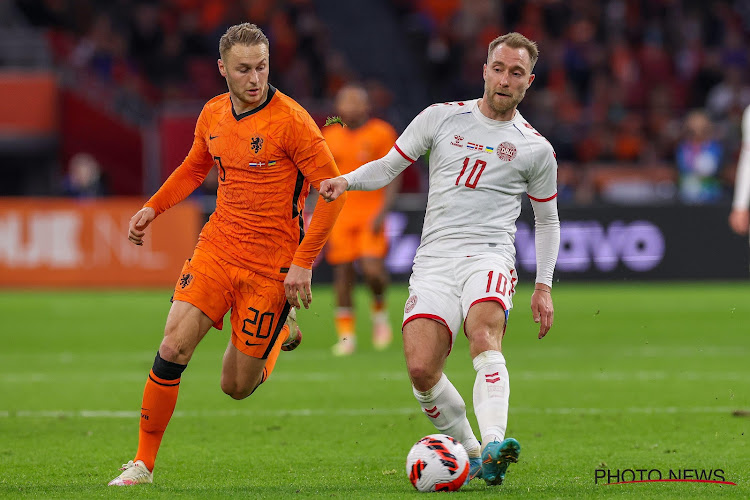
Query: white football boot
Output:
[[281, 307, 302, 351], [108, 460, 153, 486], [332, 335, 356, 356]]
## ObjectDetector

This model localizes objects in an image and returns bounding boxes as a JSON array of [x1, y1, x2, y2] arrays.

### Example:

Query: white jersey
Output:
[[394, 99, 558, 259]]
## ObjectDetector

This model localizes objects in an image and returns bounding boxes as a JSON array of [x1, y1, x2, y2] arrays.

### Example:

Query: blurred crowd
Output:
[[16, 0, 343, 120], [11, 0, 750, 205], [392, 0, 750, 204]]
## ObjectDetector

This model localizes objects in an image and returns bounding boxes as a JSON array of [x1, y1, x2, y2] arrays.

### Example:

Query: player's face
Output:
[[218, 43, 270, 113], [335, 87, 370, 129], [481, 44, 535, 121]]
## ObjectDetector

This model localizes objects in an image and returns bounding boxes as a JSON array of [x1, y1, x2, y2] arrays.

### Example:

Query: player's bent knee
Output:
[[223, 387, 253, 400], [158, 338, 192, 364], [220, 375, 262, 400], [407, 363, 441, 391], [220, 381, 252, 400]]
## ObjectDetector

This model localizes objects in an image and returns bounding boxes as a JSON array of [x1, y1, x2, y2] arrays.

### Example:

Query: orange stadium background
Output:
[[0, 198, 200, 287]]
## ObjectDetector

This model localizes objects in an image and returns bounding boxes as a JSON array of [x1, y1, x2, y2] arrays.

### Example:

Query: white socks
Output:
[[472, 350, 509, 447], [413, 373, 482, 458]]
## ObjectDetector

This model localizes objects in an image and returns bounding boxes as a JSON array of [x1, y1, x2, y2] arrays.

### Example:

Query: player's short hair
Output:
[[219, 23, 269, 59], [487, 32, 539, 72]]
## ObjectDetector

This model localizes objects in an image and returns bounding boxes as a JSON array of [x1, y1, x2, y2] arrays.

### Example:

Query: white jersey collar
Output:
[[471, 99, 520, 129]]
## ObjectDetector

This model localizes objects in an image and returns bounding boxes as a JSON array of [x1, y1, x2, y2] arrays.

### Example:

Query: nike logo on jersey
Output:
[[209, 134, 219, 140]]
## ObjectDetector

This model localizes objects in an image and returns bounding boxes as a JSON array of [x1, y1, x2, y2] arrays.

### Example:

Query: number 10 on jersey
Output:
[[455, 157, 486, 189]]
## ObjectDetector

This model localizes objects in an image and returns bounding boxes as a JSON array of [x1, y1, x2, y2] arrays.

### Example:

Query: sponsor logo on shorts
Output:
[[178, 273, 193, 289], [405, 295, 418, 313], [496, 141, 517, 161]]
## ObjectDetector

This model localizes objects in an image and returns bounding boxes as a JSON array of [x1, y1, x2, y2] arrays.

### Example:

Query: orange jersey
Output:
[[145, 86, 345, 279], [323, 118, 397, 225]]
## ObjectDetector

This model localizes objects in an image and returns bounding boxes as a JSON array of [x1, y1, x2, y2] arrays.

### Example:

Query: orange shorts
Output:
[[172, 247, 290, 359], [326, 220, 388, 265]]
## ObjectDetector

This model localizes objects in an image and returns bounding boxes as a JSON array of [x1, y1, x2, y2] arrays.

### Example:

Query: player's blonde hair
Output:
[[488, 32, 539, 72], [219, 23, 269, 59]]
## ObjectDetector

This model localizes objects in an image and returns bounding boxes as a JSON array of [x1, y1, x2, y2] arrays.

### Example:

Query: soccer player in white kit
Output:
[[321, 32, 559, 487], [729, 104, 750, 239]]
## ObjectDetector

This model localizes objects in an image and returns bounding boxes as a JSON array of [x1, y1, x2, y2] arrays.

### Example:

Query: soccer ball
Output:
[[406, 434, 470, 492]]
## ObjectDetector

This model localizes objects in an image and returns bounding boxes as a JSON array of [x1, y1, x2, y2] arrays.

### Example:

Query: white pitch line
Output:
[[0, 406, 740, 419], [0, 345, 747, 365], [2, 370, 748, 384]]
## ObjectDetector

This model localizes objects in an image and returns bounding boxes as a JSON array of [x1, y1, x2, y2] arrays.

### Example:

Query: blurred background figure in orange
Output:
[[323, 83, 401, 356]]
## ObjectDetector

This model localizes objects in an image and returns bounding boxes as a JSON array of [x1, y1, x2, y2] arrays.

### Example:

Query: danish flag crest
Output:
[[496, 142, 517, 161]]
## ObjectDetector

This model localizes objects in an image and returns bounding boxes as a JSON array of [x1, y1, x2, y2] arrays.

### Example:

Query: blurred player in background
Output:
[[109, 23, 345, 486], [729, 104, 750, 238], [323, 83, 401, 356], [321, 33, 559, 487]]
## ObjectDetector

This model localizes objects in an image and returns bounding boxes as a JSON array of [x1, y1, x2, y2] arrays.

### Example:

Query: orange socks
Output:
[[134, 353, 186, 472], [261, 324, 289, 383], [335, 308, 355, 339]]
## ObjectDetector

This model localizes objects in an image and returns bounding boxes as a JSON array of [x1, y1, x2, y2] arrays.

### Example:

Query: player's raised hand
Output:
[[128, 207, 156, 246], [319, 176, 348, 202], [284, 264, 313, 309], [531, 285, 554, 339]]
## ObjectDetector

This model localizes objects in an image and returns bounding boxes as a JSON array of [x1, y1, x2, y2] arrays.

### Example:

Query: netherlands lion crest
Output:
[[250, 135, 264, 154], [179, 273, 193, 289]]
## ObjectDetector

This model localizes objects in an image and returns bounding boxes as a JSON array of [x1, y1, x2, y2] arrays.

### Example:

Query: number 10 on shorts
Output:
[[486, 271, 511, 295]]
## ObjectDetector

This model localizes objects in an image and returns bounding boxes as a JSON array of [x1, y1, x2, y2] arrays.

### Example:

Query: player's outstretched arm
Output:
[[128, 207, 156, 246], [531, 284, 553, 339], [319, 176, 349, 202]]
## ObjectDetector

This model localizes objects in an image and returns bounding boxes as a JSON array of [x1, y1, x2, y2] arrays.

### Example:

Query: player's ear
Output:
[[217, 58, 227, 77], [483, 63, 487, 81], [527, 73, 535, 87]]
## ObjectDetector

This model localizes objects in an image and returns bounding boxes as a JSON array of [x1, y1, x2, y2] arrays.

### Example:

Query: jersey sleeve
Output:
[[393, 105, 439, 162], [285, 109, 337, 188], [526, 142, 558, 202], [285, 109, 346, 269], [144, 107, 214, 216]]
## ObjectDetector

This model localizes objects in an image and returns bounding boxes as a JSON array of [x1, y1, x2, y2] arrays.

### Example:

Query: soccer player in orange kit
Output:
[[323, 84, 400, 356], [109, 23, 346, 486]]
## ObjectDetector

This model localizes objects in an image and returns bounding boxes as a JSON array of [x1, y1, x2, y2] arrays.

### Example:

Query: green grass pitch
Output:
[[0, 282, 748, 499]]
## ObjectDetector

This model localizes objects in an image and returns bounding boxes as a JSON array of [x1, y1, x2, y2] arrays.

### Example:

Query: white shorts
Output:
[[402, 254, 517, 347]]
